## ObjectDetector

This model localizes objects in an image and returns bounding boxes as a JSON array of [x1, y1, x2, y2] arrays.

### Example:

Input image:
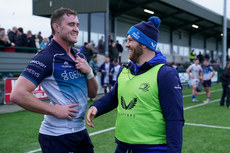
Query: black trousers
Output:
[[39, 129, 94, 153], [220, 84, 230, 107]]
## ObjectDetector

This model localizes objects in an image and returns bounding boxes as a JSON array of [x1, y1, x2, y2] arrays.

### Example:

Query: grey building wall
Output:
[[158, 25, 170, 44], [173, 30, 189, 47], [78, 14, 88, 31], [191, 34, 205, 49], [206, 38, 217, 51], [91, 13, 105, 33]]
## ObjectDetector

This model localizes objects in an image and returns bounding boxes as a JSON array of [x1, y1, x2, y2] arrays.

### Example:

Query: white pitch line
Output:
[[26, 148, 41, 153], [184, 99, 220, 110], [26, 89, 222, 153], [89, 127, 115, 136], [185, 123, 230, 130]]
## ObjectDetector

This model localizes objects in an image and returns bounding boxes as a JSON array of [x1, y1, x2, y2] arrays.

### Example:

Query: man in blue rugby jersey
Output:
[[11, 8, 98, 153]]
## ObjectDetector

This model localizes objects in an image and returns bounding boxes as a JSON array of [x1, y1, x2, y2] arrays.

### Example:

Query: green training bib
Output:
[[116, 64, 166, 144]]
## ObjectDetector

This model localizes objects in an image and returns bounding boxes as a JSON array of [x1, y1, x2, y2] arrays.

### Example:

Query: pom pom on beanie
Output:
[[148, 16, 161, 28]]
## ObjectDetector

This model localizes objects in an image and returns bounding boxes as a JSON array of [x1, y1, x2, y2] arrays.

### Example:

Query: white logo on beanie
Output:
[[132, 32, 140, 40], [152, 42, 156, 48]]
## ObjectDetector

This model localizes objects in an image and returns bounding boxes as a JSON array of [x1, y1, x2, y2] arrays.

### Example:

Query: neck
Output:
[[136, 50, 155, 65], [53, 35, 72, 53]]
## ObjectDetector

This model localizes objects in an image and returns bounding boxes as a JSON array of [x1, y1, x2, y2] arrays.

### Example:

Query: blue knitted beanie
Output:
[[127, 16, 161, 51]]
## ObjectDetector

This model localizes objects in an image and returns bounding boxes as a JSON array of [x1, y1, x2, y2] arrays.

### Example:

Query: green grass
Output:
[[0, 83, 229, 153]]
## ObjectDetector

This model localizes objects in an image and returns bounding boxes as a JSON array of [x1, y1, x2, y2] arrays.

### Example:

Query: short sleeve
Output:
[[188, 64, 193, 71], [21, 51, 53, 86], [199, 65, 203, 71], [209, 66, 214, 71]]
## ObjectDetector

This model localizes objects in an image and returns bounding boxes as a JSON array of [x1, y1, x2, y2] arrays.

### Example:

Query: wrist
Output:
[[50, 105, 56, 116], [87, 68, 94, 79]]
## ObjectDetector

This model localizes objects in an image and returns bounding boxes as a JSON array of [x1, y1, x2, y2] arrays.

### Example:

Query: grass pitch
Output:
[[0, 83, 229, 153]]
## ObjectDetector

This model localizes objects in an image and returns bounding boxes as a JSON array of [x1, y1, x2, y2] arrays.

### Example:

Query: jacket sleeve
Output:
[[99, 63, 104, 72], [158, 65, 184, 153], [90, 81, 118, 117]]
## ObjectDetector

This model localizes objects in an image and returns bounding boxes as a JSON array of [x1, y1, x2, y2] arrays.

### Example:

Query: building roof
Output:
[[33, 0, 230, 41], [110, 0, 230, 40]]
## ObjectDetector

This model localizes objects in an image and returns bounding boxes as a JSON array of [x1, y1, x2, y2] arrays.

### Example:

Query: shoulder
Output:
[[188, 64, 194, 68], [158, 65, 178, 77], [158, 65, 181, 87], [209, 65, 214, 70], [33, 48, 54, 61]]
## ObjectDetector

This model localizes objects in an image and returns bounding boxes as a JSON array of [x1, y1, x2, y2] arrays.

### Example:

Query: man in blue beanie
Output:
[[87, 16, 184, 153]]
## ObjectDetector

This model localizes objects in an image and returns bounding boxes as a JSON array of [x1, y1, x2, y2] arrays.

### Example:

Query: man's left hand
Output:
[[75, 55, 91, 74]]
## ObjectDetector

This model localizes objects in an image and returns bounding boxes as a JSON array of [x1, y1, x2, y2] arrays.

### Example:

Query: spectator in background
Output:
[[186, 58, 203, 102], [0, 34, 15, 52], [48, 35, 53, 42], [80, 42, 93, 62], [37, 31, 43, 44], [202, 58, 215, 103], [99, 56, 114, 94], [204, 53, 210, 60], [34, 34, 40, 50], [112, 59, 121, 86], [0, 28, 5, 35], [7, 29, 10, 35], [89, 54, 99, 76], [171, 62, 178, 69], [109, 42, 118, 62], [197, 51, 204, 64], [220, 62, 230, 108], [98, 36, 104, 54], [40, 37, 49, 50], [27, 30, 36, 52], [90, 41, 98, 54], [15, 27, 28, 49], [8, 26, 17, 43], [177, 64, 185, 72], [116, 40, 123, 63], [189, 49, 195, 63], [108, 35, 113, 47]]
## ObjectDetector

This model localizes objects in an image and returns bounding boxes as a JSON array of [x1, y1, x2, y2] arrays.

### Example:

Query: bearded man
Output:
[[87, 16, 184, 153]]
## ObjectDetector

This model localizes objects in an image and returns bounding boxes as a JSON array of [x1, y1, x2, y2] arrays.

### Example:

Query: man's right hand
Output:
[[53, 104, 79, 120], [86, 106, 98, 128]]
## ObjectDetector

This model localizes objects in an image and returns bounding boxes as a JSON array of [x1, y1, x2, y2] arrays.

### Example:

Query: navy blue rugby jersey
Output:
[[21, 40, 88, 136]]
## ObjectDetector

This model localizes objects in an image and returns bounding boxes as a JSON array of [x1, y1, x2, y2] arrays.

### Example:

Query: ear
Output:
[[53, 23, 60, 33], [141, 44, 148, 49]]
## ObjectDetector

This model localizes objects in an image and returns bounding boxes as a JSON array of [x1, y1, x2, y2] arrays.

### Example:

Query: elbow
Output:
[[10, 90, 25, 105], [89, 93, 97, 99], [89, 86, 99, 98], [10, 90, 20, 104], [89, 88, 98, 98]]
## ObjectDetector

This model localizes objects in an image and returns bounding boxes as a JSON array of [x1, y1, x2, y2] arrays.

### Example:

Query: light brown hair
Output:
[[50, 8, 77, 35]]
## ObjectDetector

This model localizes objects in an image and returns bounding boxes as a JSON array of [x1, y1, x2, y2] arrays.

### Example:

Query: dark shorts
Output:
[[203, 80, 212, 87], [115, 144, 167, 153], [39, 129, 94, 153], [115, 140, 167, 153]]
